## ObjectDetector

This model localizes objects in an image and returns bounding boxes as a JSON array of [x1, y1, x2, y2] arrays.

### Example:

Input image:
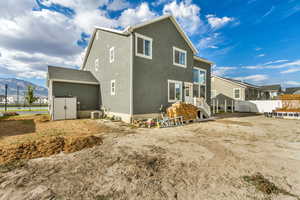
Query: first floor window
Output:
[[168, 80, 182, 102], [95, 59, 99, 71], [111, 80, 116, 96], [173, 47, 187, 67], [136, 33, 152, 59], [234, 88, 241, 99], [193, 83, 206, 99]]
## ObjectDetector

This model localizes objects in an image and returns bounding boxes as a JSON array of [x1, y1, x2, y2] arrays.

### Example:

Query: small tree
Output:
[[25, 85, 38, 110]]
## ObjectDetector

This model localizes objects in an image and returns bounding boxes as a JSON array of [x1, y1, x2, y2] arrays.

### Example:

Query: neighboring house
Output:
[[260, 84, 282, 100], [211, 75, 260, 101], [0, 95, 14, 104], [47, 15, 213, 122], [285, 87, 300, 94]]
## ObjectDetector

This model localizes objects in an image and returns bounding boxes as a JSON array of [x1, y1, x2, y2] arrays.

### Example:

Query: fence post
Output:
[[213, 99, 215, 114]]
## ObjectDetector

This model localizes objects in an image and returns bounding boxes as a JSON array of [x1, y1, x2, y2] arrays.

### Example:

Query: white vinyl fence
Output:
[[235, 100, 282, 113]]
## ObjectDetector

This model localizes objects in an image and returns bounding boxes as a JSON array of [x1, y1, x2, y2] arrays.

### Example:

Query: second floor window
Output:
[[110, 47, 115, 63], [135, 33, 152, 59], [173, 47, 187, 68], [234, 88, 241, 99]]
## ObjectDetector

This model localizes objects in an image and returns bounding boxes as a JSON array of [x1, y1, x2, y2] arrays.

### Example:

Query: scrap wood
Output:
[[167, 102, 198, 121]]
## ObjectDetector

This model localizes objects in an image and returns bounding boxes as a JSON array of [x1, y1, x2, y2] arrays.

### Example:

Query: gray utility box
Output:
[[51, 97, 77, 120]]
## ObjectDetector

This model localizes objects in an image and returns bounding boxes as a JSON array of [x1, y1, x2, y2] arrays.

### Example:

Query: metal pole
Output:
[[4, 84, 8, 112]]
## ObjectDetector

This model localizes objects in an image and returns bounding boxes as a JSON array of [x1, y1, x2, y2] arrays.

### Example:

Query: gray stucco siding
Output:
[[52, 81, 99, 110], [84, 30, 131, 114], [193, 60, 212, 105], [132, 18, 195, 114]]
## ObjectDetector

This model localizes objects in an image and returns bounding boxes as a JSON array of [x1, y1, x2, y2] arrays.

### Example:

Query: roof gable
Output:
[[212, 75, 259, 89], [128, 15, 198, 54]]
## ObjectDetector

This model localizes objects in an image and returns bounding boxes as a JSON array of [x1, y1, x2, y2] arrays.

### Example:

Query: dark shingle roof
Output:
[[47, 66, 98, 84], [260, 84, 281, 91], [285, 87, 300, 94], [220, 77, 259, 88]]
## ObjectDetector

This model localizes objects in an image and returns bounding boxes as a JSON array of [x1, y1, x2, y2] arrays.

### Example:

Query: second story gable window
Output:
[[135, 33, 152, 59], [110, 47, 115, 63], [173, 47, 187, 68]]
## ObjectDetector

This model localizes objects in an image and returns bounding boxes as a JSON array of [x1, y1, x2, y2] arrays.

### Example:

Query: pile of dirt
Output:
[[167, 102, 198, 121], [0, 135, 103, 164]]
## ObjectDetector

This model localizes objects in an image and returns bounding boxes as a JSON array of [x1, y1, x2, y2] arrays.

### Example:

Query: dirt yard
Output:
[[1, 114, 300, 200]]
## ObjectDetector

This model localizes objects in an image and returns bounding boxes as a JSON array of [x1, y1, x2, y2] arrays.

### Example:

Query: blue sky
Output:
[[0, 0, 300, 88]]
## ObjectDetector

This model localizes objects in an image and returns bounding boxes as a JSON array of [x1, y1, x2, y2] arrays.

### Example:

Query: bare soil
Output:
[[1, 114, 300, 200]]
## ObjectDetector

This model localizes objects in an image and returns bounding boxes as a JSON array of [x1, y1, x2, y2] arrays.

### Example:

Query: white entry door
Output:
[[184, 82, 193, 104]]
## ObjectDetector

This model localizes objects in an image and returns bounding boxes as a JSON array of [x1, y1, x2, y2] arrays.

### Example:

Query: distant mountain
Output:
[[0, 78, 48, 97]]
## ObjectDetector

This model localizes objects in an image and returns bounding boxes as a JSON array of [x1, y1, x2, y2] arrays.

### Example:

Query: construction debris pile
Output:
[[167, 102, 199, 121], [276, 94, 300, 112]]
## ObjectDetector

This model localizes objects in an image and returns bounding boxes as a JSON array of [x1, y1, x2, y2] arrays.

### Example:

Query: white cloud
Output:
[[255, 47, 262, 51], [107, 0, 130, 11], [198, 33, 222, 49], [262, 6, 275, 18], [163, 0, 202, 35], [257, 54, 265, 57], [235, 74, 269, 82], [152, 0, 170, 6], [206, 14, 235, 29], [118, 2, 157, 27], [243, 59, 300, 70], [280, 67, 300, 74], [284, 81, 300, 86], [212, 66, 236, 76], [264, 60, 289, 65]]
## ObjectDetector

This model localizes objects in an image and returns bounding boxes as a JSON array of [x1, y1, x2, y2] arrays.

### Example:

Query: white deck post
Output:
[[224, 99, 227, 113], [213, 99, 215, 114], [232, 100, 234, 113], [216, 99, 219, 113]]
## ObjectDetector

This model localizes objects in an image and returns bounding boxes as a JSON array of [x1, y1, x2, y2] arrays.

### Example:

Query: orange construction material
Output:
[[276, 94, 300, 112], [167, 102, 198, 121]]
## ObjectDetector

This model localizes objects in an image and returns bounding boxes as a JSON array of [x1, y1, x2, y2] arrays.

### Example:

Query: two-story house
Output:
[[47, 15, 213, 122]]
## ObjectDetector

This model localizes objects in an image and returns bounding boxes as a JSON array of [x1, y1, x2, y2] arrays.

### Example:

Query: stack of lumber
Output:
[[276, 94, 300, 112], [167, 102, 198, 121]]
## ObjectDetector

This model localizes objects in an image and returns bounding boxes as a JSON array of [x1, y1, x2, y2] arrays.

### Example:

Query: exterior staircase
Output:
[[193, 97, 211, 118]]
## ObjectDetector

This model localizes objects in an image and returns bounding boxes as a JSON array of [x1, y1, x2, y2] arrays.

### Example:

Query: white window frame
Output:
[[95, 58, 99, 72], [135, 33, 152, 60], [193, 67, 207, 99], [233, 88, 241, 100], [173, 46, 187, 68], [168, 80, 183, 103], [111, 80, 116, 96], [109, 47, 115, 63]]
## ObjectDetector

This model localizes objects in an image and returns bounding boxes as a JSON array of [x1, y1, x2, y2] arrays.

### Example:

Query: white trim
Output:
[[173, 46, 187, 68], [193, 56, 214, 65], [193, 67, 207, 85], [212, 90, 217, 98], [168, 79, 183, 103], [129, 34, 133, 115], [128, 15, 198, 54], [233, 88, 242, 100], [94, 26, 128, 35], [51, 79, 99, 85], [109, 47, 115, 63], [95, 58, 99, 71], [135, 33, 153, 60], [111, 80, 116, 96], [96, 31, 99, 40]]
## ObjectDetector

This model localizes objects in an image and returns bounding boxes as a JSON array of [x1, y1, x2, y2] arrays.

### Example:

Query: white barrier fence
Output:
[[235, 100, 282, 113]]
